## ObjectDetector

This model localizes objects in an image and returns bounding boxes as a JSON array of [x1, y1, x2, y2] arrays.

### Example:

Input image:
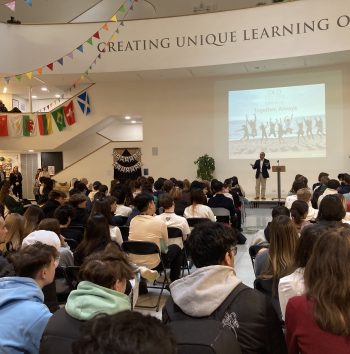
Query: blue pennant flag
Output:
[[24, 0, 32, 6], [77, 91, 91, 115]]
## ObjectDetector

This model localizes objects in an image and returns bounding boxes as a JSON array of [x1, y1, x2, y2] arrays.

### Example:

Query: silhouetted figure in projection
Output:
[[315, 117, 324, 137], [297, 121, 305, 144], [277, 119, 284, 143], [304, 117, 314, 139], [241, 123, 250, 141], [269, 119, 277, 138], [247, 115, 257, 137], [260, 122, 268, 143], [284, 115, 293, 135]]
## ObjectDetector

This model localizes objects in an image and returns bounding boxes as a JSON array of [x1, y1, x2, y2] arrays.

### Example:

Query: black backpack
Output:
[[165, 283, 249, 354]]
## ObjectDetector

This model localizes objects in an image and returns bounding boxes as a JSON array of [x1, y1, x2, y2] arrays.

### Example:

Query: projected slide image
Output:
[[228, 84, 326, 159]]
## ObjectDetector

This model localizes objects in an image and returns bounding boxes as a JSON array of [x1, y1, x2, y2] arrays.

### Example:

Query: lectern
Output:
[[272, 164, 286, 202]]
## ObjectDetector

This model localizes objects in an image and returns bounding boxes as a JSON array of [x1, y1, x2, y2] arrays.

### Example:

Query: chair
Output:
[[119, 225, 130, 242], [65, 266, 80, 290], [167, 227, 191, 276], [54, 266, 71, 303], [64, 238, 78, 251], [122, 241, 169, 312], [186, 218, 210, 227], [248, 244, 269, 271], [210, 207, 231, 224]]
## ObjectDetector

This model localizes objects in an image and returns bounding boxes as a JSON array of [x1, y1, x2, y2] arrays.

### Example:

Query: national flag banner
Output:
[[22, 115, 37, 136], [51, 107, 66, 131], [77, 91, 91, 115], [9, 115, 23, 137], [64, 101, 76, 126], [0, 115, 8, 137], [4, 1, 16, 12], [37, 114, 53, 135]]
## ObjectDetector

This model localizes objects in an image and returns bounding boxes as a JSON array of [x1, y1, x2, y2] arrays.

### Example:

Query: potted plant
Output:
[[194, 154, 215, 181]]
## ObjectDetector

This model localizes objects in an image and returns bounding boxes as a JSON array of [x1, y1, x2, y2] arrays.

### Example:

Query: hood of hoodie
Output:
[[170, 265, 241, 317], [65, 280, 130, 320], [0, 277, 44, 306]]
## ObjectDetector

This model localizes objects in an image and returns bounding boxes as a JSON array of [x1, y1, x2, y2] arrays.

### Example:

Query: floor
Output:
[[136, 206, 273, 319]]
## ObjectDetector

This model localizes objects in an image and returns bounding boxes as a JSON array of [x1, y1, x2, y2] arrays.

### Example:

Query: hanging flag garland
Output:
[[1, 0, 137, 88], [113, 150, 141, 162], [114, 161, 142, 173]]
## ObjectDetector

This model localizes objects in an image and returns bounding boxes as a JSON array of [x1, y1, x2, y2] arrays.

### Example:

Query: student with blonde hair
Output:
[[2, 213, 24, 253]]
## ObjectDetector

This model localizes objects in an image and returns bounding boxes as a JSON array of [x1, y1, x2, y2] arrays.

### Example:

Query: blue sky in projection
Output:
[[228, 84, 325, 140]]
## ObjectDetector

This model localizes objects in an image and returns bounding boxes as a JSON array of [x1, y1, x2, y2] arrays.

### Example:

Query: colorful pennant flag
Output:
[[26, 72, 33, 80], [51, 107, 66, 131], [76, 45, 84, 53], [37, 67, 43, 75], [67, 52, 74, 60], [77, 91, 91, 115], [63, 101, 76, 126], [15, 75, 21, 81], [23, 115, 37, 136], [93, 32, 100, 39], [47, 63, 54, 71], [4, 77, 10, 84], [24, 0, 32, 6], [37, 114, 53, 135], [4, 1, 16, 12], [86, 38, 93, 46], [57, 58, 64, 65], [9, 115, 23, 137], [110, 15, 117, 22], [119, 4, 126, 13], [0, 115, 8, 137], [102, 23, 109, 31]]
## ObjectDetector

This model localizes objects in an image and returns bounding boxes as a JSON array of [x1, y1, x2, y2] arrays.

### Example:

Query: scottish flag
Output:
[[77, 91, 91, 115]]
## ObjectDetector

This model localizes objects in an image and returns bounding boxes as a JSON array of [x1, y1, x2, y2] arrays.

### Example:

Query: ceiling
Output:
[[1, 0, 350, 102], [0, 0, 280, 24]]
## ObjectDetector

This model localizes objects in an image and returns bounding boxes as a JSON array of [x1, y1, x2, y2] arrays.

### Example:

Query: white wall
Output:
[[50, 63, 350, 197]]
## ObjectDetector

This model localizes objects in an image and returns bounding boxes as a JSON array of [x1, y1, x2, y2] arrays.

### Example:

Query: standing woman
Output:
[[285, 228, 350, 354], [9, 166, 23, 200]]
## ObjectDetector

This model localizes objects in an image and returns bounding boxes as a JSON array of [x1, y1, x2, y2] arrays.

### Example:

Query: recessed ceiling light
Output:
[[41, 87, 48, 92], [125, 116, 131, 120], [32, 95, 37, 99], [55, 94, 60, 98], [28, 149, 34, 152], [3, 87, 7, 94], [131, 120, 137, 124]]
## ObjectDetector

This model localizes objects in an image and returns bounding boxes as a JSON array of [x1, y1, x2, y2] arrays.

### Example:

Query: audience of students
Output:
[[183, 188, 216, 221]]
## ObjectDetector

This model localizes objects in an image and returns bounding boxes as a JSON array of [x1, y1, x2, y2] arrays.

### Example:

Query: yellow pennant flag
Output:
[[111, 33, 116, 41], [26, 72, 33, 80], [110, 15, 117, 22]]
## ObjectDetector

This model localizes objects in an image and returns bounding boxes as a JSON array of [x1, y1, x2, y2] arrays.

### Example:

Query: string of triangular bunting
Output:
[[37, 0, 136, 113], [0, 91, 90, 137], [1, 0, 136, 87]]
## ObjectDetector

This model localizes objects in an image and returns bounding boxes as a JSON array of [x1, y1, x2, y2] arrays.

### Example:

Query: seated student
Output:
[[311, 172, 329, 208], [155, 193, 190, 251], [72, 311, 176, 354], [40, 249, 134, 354], [285, 179, 308, 210], [285, 228, 350, 354], [337, 172, 350, 194], [208, 180, 241, 230], [129, 192, 182, 282], [113, 188, 132, 218], [0, 181, 24, 215], [2, 213, 24, 254], [315, 194, 346, 227], [41, 190, 66, 218], [23, 204, 45, 237], [68, 193, 89, 228], [163, 222, 287, 354], [0, 243, 58, 354], [169, 184, 189, 217], [88, 180, 101, 202], [296, 187, 318, 221], [54, 204, 83, 246], [184, 189, 216, 221], [317, 179, 340, 208], [290, 200, 310, 234]]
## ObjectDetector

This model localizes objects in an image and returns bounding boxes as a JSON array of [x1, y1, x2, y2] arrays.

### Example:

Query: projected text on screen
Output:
[[228, 84, 326, 159]]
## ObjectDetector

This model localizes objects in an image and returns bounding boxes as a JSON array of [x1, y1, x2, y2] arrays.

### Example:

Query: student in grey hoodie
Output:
[[163, 222, 287, 354], [40, 246, 134, 354]]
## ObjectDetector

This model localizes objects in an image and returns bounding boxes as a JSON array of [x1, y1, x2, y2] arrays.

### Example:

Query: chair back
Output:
[[122, 241, 160, 255], [186, 218, 210, 227], [119, 225, 130, 242], [65, 266, 80, 290], [211, 208, 231, 224], [167, 227, 183, 239]]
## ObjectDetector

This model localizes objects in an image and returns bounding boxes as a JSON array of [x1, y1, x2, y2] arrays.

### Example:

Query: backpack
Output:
[[165, 283, 249, 354]]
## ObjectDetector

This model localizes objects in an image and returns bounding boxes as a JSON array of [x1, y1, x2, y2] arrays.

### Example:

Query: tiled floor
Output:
[[136, 207, 273, 319]]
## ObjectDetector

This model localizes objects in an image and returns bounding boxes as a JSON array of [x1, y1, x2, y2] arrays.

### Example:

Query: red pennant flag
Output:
[[63, 101, 76, 126], [47, 63, 54, 71], [0, 115, 8, 137], [93, 31, 100, 39]]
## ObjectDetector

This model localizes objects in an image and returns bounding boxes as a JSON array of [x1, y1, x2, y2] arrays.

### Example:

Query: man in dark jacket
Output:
[[163, 222, 287, 354], [251, 152, 270, 200]]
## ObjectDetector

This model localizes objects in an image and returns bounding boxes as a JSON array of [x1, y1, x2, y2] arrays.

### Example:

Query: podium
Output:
[[272, 165, 286, 201]]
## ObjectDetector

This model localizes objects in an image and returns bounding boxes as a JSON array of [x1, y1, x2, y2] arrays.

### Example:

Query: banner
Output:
[[77, 91, 91, 115], [37, 114, 53, 135], [9, 115, 22, 137], [0, 115, 8, 137], [23, 115, 37, 136], [51, 107, 66, 131], [64, 101, 76, 126]]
